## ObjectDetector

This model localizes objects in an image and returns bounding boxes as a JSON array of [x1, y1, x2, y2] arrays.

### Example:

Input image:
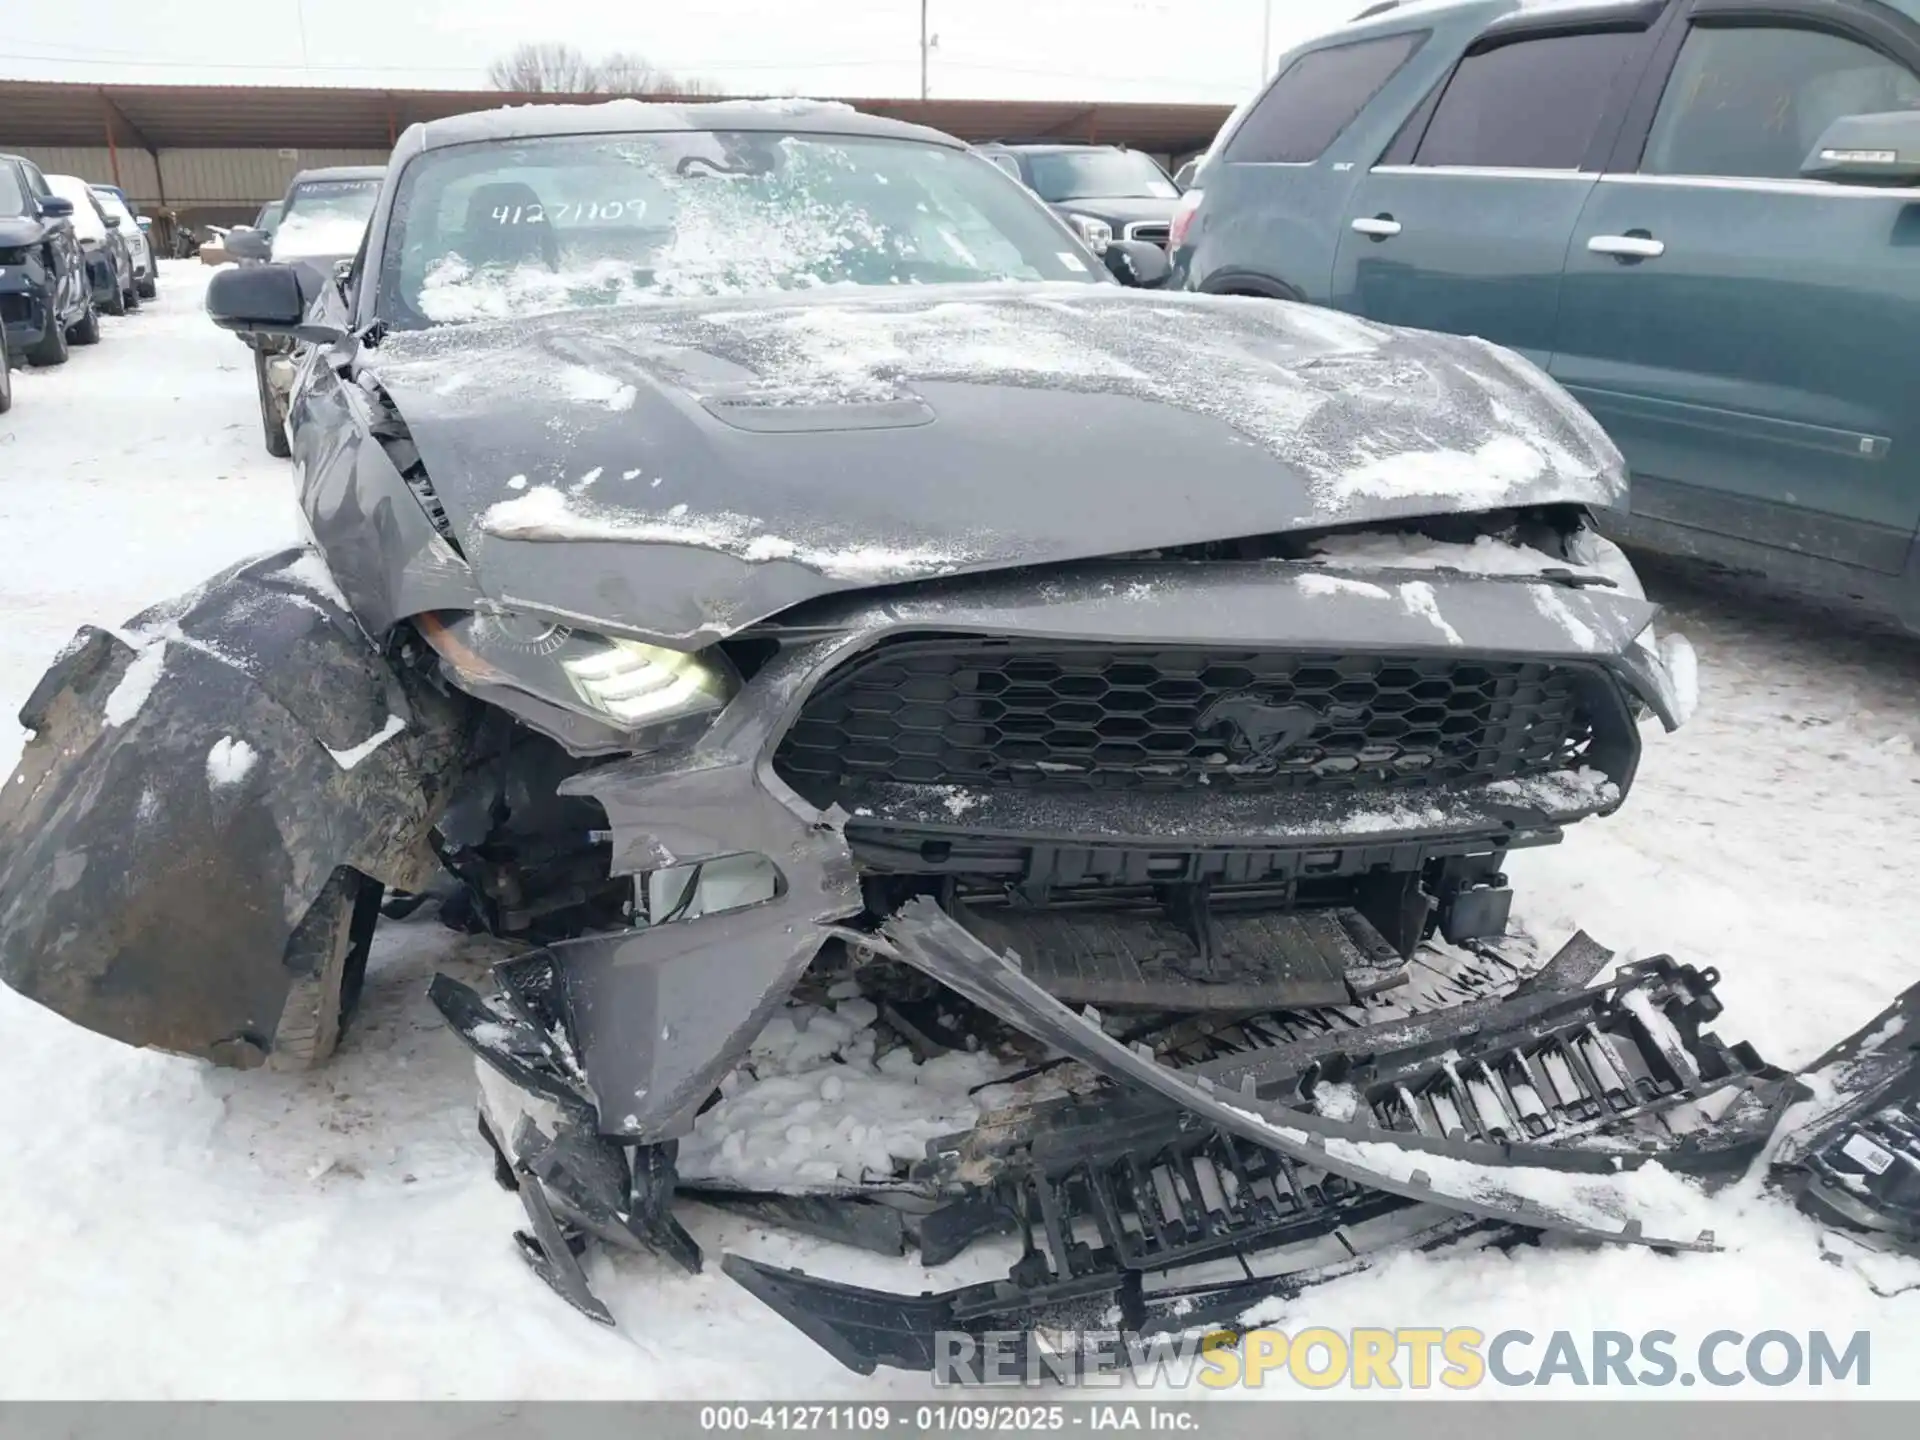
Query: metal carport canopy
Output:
[[0, 80, 1233, 155]]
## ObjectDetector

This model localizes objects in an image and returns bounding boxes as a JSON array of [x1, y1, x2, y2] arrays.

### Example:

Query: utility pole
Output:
[[920, 0, 930, 100], [1259, 0, 1272, 83]]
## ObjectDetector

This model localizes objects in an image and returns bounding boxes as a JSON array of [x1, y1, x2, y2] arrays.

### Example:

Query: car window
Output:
[[1022, 148, 1178, 201], [46, 174, 108, 242], [276, 178, 381, 258], [1641, 24, 1920, 179], [1223, 31, 1427, 164], [0, 163, 26, 218], [91, 188, 136, 227], [982, 151, 1022, 181], [1413, 30, 1641, 169], [20, 162, 51, 200], [378, 131, 1102, 329]]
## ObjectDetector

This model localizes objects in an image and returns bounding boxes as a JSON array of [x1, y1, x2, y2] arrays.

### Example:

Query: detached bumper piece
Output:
[[431, 970, 701, 1324], [1774, 978, 1920, 1255], [724, 908, 1790, 1372]]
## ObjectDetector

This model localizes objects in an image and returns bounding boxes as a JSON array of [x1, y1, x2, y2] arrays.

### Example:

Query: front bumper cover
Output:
[[486, 563, 1681, 1144]]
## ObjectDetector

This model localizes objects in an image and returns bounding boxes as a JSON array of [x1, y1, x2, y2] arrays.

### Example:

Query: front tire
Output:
[[256, 349, 291, 458], [270, 869, 384, 1070], [105, 284, 127, 318], [137, 269, 157, 299], [69, 304, 100, 346]]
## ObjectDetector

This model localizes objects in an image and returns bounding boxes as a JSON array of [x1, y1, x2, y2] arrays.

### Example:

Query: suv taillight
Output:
[[1168, 189, 1202, 252]]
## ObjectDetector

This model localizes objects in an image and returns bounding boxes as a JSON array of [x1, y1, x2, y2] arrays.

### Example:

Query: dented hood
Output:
[[364, 284, 1625, 644]]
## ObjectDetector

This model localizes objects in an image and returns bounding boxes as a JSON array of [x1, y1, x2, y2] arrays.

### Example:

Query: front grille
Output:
[[1124, 222, 1171, 246], [774, 639, 1596, 800]]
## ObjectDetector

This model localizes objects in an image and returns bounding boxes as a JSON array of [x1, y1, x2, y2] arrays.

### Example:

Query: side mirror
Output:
[[224, 228, 273, 262], [38, 196, 74, 219], [104, 214, 122, 230], [1801, 110, 1920, 187], [1103, 238, 1172, 289], [206, 261, 345, 343]]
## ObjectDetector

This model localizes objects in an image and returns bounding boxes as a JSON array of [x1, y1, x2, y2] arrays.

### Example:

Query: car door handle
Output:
[[1350, 215, 1402, 238], [1587, 233, 1665, 259]]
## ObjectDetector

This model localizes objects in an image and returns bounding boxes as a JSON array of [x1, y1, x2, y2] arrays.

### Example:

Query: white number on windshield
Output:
[[488, 200, 649, 224]]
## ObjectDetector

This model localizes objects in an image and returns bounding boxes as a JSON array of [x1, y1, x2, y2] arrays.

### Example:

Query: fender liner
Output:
[[0, 548, 467, 1064]]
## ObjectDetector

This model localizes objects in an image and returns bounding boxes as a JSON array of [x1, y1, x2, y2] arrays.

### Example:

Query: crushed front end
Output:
[[422, 539, 1763, 1346]]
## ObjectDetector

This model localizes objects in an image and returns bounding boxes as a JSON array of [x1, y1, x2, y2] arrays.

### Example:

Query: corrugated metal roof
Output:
[[0, 80, 1232, 154]]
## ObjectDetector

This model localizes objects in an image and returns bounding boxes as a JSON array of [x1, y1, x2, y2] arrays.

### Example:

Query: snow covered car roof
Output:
[[285, 164, 386, 189], [406, 97, 961, 154]]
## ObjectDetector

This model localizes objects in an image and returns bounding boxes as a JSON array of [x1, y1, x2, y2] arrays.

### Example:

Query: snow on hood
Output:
[[365, 285, 1626, 642]]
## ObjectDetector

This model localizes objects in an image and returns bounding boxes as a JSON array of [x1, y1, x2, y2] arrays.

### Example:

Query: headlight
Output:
[[561, 641, 731, 725], [1065, 213, 1112, 254], [416, 609, 736, 755]]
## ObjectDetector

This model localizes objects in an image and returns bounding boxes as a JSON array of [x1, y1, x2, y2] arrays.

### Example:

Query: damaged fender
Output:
[[0, 549, 466, 1065]]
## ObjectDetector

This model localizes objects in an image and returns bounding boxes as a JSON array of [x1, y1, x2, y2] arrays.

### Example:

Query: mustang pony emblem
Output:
[[1199, 693, 1322, 764]]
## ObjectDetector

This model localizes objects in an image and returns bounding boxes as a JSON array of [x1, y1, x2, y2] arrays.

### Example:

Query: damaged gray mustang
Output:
[[2, 101, 1915, 1367]]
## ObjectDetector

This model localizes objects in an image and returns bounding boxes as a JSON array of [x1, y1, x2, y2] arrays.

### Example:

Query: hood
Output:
[[365, 284, 1625, 645], [1045, 197, 1181, 229], [0, 216, 50, 249]]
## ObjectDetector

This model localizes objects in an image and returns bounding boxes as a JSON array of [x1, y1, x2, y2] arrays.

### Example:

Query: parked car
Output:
[[46, 174, 135, 318], [0, 152, 96, 365], [237, 165, 384, 458], [1176, 0, 1920, 631], [92, 185, 158, 299], [975, 141, 1183, 249]]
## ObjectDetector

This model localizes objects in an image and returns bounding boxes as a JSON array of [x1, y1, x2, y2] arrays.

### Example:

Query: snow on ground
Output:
[[0, 266, 1917, 1397]]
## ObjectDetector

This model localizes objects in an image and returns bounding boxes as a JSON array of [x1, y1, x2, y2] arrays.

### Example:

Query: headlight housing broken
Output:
[[417, 609, 737, 756]]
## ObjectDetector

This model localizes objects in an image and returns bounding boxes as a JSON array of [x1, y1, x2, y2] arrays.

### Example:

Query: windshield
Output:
[[1023, 149, 1178, 202], [46, 175, 107, 242], [275, 177, 380, 259], [0, 166, 25, 218], [91, 188, 135, 227], [378, 130, 1100, 329]]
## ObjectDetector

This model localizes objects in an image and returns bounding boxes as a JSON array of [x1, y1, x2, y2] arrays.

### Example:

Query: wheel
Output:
[[26, 311, 69, 366], [255, 349, 291, 458], [0, 340, 11, 414], [270, 868, 384, 1070], [69, 304, 100, 346], [137, 270, 157, 299], [104, 282, 126, 317], [124, 283, 141, 312]]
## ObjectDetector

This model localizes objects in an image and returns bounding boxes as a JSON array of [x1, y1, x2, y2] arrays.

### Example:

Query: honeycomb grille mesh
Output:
[[774, 639, 1595, 799]]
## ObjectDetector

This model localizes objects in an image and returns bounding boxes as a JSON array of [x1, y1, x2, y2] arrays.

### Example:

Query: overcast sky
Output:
[[0, 0, 1358, 104]]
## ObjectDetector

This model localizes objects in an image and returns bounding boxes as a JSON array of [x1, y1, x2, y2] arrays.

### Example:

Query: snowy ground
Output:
[[0, 266, 1916, 1398]]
